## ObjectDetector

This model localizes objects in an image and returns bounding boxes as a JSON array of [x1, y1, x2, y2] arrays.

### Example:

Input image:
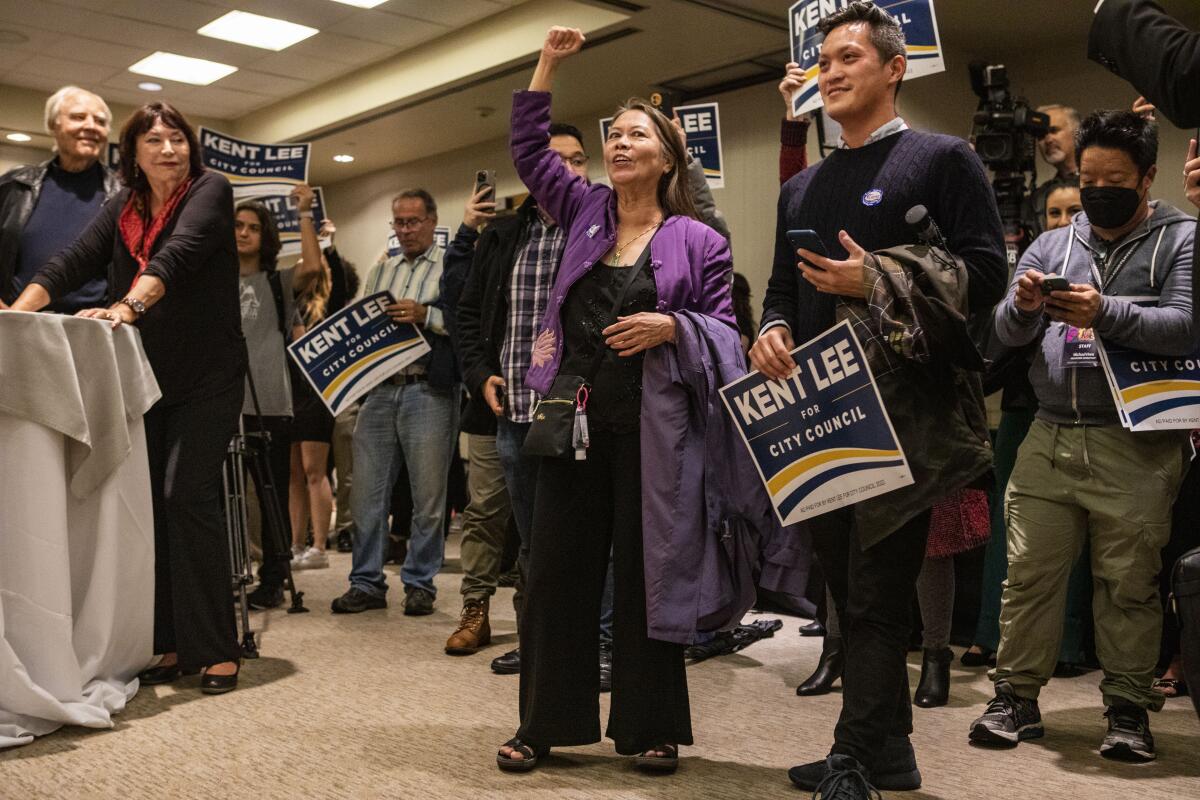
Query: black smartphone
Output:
[[786, 229, 829, 266], [473, 169, 495, 202], [1040, 274, 1071, 295]]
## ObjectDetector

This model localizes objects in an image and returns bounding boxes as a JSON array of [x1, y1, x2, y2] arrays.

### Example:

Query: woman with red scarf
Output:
[[7, 102, 246, 694]]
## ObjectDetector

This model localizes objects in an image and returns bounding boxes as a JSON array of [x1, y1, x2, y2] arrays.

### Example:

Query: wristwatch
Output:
[[120, 296, 146, 317]]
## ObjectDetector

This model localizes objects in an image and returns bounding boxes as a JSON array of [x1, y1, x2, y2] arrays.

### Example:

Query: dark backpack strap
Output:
[[266, 269, 289, 343]]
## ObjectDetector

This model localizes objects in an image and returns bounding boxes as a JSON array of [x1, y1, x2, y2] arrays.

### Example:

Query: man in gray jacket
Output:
[[970, 110, 1196, 762]]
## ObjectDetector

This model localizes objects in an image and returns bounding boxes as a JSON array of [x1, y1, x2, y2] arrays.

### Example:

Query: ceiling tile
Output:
[[284, 31, 397, 66], [105, 0, 222, 31], [245, 49, 354, 84], [381, 0, 505, 27], [41, 35, 153, 69], [20, 54, 123, 83], [216, 68, 310, 97], [327, 9, 445, 48]]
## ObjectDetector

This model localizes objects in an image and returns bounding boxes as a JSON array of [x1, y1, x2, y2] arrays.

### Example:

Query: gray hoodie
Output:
[[995, 200, 1197, 425]]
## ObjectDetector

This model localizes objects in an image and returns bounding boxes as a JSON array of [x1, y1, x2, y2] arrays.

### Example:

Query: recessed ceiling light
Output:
[[329, 0, 389, 8], [333, 154, 355, 163], [198, 11, 318, 51], [6, 132, 33, 142], [129, 52, 238, 86], [137, 81, 163, 92]]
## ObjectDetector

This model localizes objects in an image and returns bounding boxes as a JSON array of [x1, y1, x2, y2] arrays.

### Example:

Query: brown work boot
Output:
[[445, 598, 491, 655]]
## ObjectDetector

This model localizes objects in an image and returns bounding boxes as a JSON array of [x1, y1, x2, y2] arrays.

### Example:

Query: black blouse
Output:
[[31, 170, 246, 404], [558, 243, 658, 433]]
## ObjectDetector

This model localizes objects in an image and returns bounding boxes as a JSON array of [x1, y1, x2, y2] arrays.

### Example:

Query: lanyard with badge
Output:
[[1060, 231, 1141, 369]]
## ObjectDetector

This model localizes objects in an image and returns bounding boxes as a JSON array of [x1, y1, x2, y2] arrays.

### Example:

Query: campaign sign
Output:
[[788, 0, 945, 117], [287, 291, 430, 416], [1097, 322, 1200, 431], [259, 187, 327, 258], [386, 233, 402, 258], [675, 102, 724, 188], [199, 127, 310, 200], [720, 320, 912, 525], [601, 103, 724, 188]]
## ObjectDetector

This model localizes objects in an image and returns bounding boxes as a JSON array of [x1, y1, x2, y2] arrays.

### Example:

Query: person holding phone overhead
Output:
[[749, 4, 1005, 795], [493, 25, 735, 775]]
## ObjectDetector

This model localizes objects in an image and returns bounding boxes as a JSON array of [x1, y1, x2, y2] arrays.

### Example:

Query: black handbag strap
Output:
[[583, 249, 651, 385]]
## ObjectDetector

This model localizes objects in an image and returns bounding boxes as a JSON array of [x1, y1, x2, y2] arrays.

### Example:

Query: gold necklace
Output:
[[609, 219, 662, 266]]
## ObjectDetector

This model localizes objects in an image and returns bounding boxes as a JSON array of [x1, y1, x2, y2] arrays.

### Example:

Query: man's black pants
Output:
[[810, 505, 932, 769]]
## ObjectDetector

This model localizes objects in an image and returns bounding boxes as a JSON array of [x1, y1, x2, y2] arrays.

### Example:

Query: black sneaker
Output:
[[969, 683, 1044, 746], [336, 529, 353, 553], [1100, 701, 1156, 762], [246, 583, 283, 610], [404, 587, 434, 616], [330, 587, 387, 614], [788, 736, 920, 791], [807, 754, 881, 799], [599, 640, 613, 693], [491, 648, 521, 675]]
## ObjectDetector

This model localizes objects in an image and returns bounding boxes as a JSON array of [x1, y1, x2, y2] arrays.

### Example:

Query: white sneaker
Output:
[[293, 546, 328, 570], [290, 544, 305, 561]]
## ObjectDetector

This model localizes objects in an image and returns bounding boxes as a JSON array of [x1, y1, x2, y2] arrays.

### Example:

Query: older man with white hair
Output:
[[0, 85, 119, 312]]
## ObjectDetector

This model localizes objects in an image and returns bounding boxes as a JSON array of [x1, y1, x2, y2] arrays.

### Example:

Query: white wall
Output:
[[324, 45, 1198, 310]]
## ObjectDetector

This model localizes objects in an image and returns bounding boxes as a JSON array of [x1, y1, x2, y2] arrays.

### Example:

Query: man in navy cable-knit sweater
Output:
[[750, 4, 1006, 796]]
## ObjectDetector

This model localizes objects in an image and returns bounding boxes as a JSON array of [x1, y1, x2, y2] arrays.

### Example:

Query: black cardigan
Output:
[[32, 170, 246, 404]]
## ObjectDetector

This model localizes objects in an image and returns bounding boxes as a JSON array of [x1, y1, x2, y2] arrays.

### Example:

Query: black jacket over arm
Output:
[[32, 170, 246, 404], [1089, 0, 1200, 129], [441, 199, 536, 435]]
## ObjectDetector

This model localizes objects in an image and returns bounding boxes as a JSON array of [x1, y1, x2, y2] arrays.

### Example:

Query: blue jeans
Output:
[[348, 381, 459, 598], [496, 416, 614, 641]]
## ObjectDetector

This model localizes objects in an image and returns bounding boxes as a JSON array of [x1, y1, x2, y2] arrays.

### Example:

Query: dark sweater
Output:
[[761, 129, 1007, 345], [16, 160, 108, 314], [31, 170, 246, 404]]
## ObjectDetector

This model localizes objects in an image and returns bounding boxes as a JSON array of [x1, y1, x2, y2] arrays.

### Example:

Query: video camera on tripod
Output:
[[968, 62, 1049, 267]]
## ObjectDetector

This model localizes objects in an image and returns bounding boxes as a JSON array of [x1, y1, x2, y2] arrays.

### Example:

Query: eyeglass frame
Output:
[[391, 216, 432, 230]]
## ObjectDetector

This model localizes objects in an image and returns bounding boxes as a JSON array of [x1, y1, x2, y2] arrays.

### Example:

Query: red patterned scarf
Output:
[[118, 177, 193, 288]]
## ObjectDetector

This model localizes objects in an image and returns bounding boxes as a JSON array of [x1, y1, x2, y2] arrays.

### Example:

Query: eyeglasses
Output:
[[391, 216, 429, 230], [559, 154, 589, 169]]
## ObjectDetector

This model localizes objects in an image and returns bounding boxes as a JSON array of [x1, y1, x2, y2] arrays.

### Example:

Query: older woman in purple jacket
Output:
[[495, 27, 734, 775]]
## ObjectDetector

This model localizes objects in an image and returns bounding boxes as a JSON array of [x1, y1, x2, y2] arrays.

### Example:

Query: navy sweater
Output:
[[761, 129, 1007, 344]]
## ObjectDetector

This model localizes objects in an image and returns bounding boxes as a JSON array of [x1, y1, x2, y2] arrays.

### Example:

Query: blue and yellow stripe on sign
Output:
[[1119, 379, 1200, 427], [906, 44, 940, 61], [767, 447, 904, 519], [323, 338, 426, 408]]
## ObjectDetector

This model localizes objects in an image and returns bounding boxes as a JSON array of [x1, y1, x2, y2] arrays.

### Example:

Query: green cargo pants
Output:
[[991, 419, 1190, 710], [458, 433, 514, 604]]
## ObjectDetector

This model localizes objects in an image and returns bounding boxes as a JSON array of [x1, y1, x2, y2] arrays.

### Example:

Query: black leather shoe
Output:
[[787, 736, 921, 791], [491, 648, 521, 675], [246, 583, 283, 610], [331, 587, 387, 614], [799, 619, 826, 637], [200, 666, 239, 695], [138, 663, 183, 685], [796, 636, 843, 696], [336, 529, 353, 553], [915, 647, 953, 708], [404, 587, 435, 616], [599, 641, 613, 693]]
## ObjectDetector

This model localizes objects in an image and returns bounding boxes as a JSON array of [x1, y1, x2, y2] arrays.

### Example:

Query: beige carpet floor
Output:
[[3, 538, 1198, 800]]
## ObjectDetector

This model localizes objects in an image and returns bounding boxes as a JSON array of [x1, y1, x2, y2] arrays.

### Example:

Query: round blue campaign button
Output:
[[862, 188, 884, 206]]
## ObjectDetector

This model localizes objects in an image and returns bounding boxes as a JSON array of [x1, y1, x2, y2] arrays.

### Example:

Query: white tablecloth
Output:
[[0, 312, 161, 748]]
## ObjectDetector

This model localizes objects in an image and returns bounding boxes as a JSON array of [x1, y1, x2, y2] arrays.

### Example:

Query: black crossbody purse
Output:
[[521, 260, 645, 461]]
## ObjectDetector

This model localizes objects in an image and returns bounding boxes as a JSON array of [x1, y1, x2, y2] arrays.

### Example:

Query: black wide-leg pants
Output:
[[144, 382, 243, 670], [517, 431, 692, 755], [810, 505, 932, 770]]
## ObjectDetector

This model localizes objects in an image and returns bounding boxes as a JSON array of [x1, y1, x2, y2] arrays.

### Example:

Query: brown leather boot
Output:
[[445, 598, 491, 655]]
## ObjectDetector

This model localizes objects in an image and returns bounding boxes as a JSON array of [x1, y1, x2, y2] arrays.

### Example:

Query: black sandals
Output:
[[496, 737, 549, 772], [634, 743, 679, 773]]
